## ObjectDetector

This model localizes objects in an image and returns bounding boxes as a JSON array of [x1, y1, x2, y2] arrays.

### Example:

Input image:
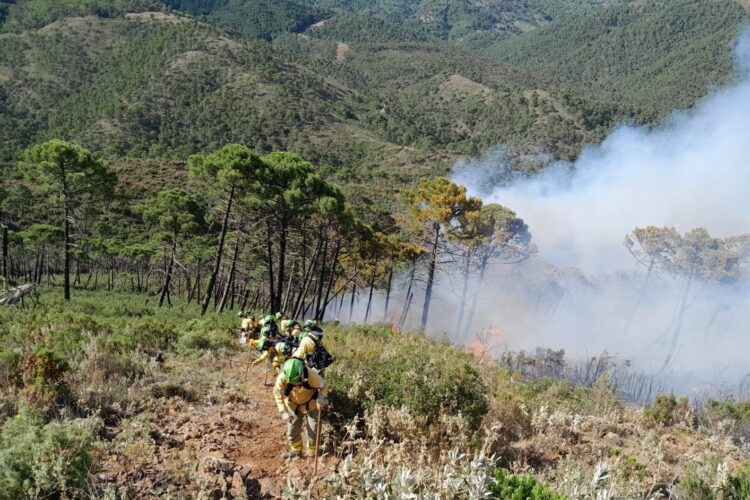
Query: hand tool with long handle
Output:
[[313, 408, 323, 476]]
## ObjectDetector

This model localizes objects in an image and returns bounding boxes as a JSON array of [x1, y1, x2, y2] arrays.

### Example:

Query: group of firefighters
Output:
[[238, 311, 333, 460]]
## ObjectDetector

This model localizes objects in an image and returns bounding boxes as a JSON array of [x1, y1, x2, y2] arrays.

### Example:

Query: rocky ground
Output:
[[92, 354, 333, 499]]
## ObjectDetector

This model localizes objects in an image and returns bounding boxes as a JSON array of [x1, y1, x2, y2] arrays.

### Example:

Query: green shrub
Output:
[[21, 347, 70, 387], [0, 349, 21, 386], [19, 347, 73, 409], [618, 455, 647, 482], [676, 473, 713, 500], [176, 320, 235, 353], [151, 382, 196, 401], [645, 393, 689, 426], [724, 461, 750, 500], [326, 326, 488, 430], [489, 468, 566, 499], [706, 398, 750, 425], [80, 341, 145, 381], [113, 318, 178, 351], [0, 409, 93, 499]]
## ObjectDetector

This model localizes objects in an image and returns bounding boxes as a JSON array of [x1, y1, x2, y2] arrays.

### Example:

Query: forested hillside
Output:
[[1, 0, 748, 200], [0, 4, 386, 162], [484, 0, 750, 118], [0, 0, 455, 220], [161, 0, 551, 42], [160, 0, 750, 121], [0, 0, 621, 198]]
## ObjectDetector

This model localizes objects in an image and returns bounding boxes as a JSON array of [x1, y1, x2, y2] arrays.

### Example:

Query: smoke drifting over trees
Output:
[[441, 28, 750, 392]]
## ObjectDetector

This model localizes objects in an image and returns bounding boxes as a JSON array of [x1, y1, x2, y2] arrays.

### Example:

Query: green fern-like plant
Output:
[[489, 469, 567, 500]]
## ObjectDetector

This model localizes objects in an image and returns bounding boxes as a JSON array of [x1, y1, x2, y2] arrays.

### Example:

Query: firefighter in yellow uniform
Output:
[[249, 335, 272, 358], [293, 324, 323, 363], [239, 313, 256, 333], [274, 358, 328, 459], [238, 311, 257, 344], [252, 341, 292, 372], [290, 322, 303, 339], [280, 319, 299, 337]]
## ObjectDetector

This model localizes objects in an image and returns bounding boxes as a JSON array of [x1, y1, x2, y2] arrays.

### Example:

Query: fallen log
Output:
[[0, 283, 37, 306]]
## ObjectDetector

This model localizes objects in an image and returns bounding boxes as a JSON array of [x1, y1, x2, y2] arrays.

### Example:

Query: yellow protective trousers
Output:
[[287, 409, 319, 455]]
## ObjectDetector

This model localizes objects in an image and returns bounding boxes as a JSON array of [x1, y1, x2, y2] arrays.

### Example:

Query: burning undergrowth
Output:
[[437, 27, 750, 394]]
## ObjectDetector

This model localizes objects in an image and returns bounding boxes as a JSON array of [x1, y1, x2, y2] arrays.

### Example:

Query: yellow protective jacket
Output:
[[292, 335, 319, 360], [272, 352, 289, 371], [253, 347, 276, 365], [254, 348, 288, 371], [240, 318, 255, 331], [274, 366, 328, 415]]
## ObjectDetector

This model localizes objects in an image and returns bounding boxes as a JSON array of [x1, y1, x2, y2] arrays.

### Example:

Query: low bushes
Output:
[[109, 318, 178, 351], [705, 397, 750, 425], [176, 319, 236, 353], [325, 324, 489, 431], [676, 462, 750, 500], [19, 346, 73, 410], [0, 349, 21, 386], [489, 468, 567, 499], [675, 473, 714, 500], [0, 409, 94, 499], [151, 382, 197, 401], [644, 393, 690, 426], [724, 461, 750, 499]]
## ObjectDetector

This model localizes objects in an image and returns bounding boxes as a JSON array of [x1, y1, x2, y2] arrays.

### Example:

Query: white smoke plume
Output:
[[442, 28, 750, 393], [456, 30, 750, 272]]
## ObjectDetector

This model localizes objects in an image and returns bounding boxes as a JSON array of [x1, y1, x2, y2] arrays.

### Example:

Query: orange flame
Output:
[[388, 313, 401, 334], [468, 326, 504, 362]]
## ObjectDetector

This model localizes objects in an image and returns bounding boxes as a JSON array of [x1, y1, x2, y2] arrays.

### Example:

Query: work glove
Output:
[[281, 411, 293, 423], [317, 396, 328, 410]]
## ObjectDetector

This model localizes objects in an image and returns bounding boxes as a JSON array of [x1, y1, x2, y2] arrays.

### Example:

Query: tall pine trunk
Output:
[[201, 186, 234, 316], [295, 237, 322, 319], [455, 248, 472, 334], [622, 257, 655, 337], [218, 234, 240, 313], [63, 202, 71, 300], [399, 263, 416, 328], [314, 239, 328, 318], [348, 283, 356, 322], [319, 241, 342, 321], [1, 225, 8, 290], [364, 272, 375, 322], [275, 221, 288, 312], [382, 264, 393, 322], [158, 240, 176, 308], [420, 223, 440, 332], [266, 220, 275, 311], [661, 269, 696, 371], [466, 253, 490, 332], [282, 261, 296, 313]]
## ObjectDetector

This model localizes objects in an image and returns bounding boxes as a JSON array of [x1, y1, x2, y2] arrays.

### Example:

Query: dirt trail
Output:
[[95, 354, 334, 499], [227, 360, 335, 498]]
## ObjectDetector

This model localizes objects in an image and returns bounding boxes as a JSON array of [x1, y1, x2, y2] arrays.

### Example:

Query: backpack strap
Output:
[[284, 365, 315, 393], [284, 365, 318, 402]]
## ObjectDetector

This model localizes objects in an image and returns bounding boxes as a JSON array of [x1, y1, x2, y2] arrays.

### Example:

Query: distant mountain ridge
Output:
[[1, 0, 748, 202]]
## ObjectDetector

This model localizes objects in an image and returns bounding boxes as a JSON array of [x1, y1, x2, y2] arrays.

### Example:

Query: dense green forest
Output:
[[0, 138, 530, 322], [3, 0, 746, 199], [2, 0, 747, 288], [484, 0, 750, 118]]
